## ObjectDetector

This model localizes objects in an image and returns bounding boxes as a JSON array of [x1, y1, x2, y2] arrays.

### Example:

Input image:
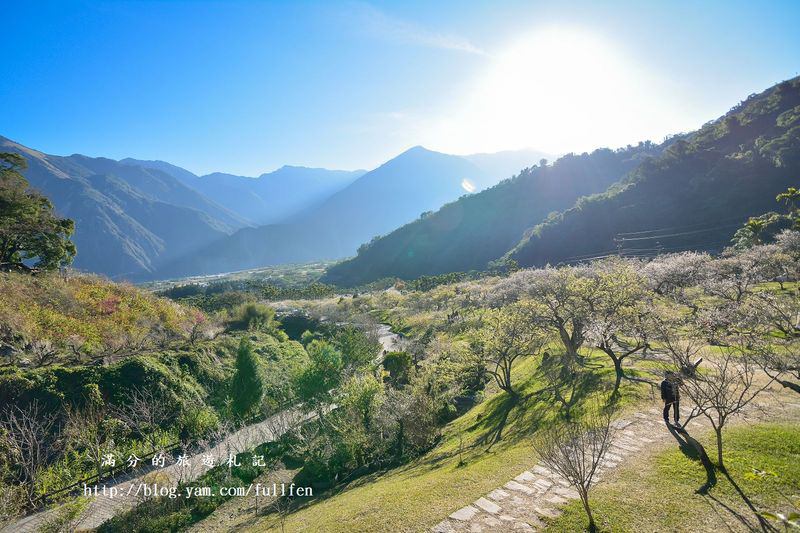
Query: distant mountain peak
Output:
[[399, 145, 436, 156]]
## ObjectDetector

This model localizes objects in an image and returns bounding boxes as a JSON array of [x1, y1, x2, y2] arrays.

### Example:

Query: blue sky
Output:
[[2, 0, 799, 176]]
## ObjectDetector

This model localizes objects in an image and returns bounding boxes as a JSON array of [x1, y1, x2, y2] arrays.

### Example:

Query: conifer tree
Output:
[[231, 338, 264, 418]]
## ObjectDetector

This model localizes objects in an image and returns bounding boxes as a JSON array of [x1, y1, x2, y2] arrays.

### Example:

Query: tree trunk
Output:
[[395, 420, 404, 460], [608, 352, 623, 398], [502, 384, 517, 397], [503, 364, 516, 396], [558, 326, 580, 365], [558, 327, 575, 363], [715, 427, 724, 470], [580, 490, 596, 532]]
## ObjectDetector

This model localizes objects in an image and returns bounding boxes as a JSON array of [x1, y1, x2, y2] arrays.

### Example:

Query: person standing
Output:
[[660, 372, 681, 427]]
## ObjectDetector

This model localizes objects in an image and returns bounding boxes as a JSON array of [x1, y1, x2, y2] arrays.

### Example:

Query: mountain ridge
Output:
[[124, 158, 365, 225], [322, 76, 800, 286], [0, 135, 243, 278], [506, 76, 800, 267], [150, 146, 496, 280], [321, 142, 667, 286]]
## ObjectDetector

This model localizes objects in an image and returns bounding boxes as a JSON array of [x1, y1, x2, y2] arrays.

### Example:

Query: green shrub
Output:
[[383, 351, 412, 387], [230, 338, 264, 418], [225, 303, 280, 334]]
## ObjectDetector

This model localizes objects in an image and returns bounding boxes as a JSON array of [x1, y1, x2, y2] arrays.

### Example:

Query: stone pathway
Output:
[[431, 405, 708, 533]]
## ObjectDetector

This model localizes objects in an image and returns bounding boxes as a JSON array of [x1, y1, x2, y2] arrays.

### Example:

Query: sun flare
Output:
[[428, 27, 693, 155]]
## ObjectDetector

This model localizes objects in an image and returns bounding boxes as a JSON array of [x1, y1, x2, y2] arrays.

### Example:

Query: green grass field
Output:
[[248, 354, 649, 532], [547, 423, 800, 532]]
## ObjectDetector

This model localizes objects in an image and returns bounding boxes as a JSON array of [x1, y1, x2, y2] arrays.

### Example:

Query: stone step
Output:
[[450, 505, 479, 521], [612, 441, 640, 453], [531, 465, 552, 476], [433, 520, 455, 533], [474, 497, 501, 515], [534, 506, 561, 519], [504, 480, 537, 495], [605, 451, 623, 462], [487, 488, 510, 502], [612, 419, 633, 429], [552, 486, 580, 499], [514, 471, 536, 483]]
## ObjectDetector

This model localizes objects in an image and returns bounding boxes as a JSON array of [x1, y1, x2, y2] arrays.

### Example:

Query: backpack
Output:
[[660, 379, 675, 402]]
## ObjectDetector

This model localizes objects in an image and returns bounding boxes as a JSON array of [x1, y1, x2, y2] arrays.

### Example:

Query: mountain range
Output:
[[152, 146, 498, 279], [8, 77, 796, 284], [322, 142, 667, 286], [1, 136, 244, 277], [121, 159, 364, 225], [324, 76, 800, 286], [5, 137, 541, 280]]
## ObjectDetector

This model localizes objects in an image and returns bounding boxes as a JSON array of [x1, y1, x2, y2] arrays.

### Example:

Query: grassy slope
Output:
[[548, 423, 800, 532], [248, 355, 648, 532], [0, 271, 194, 359], [242, 282, 797, 532]]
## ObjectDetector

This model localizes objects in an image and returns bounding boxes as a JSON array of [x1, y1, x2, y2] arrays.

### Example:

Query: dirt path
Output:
[[377, 323, 403, 352], [432, 387, 800, 532]]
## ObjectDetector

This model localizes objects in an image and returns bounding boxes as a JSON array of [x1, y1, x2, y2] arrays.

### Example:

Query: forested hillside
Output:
[[508, 76, 800, 267], [323, 77, 800, 287], [323, 143, 666, 286]]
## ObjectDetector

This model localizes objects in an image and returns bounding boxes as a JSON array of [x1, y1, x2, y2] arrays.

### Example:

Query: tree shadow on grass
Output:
[[669, 424, 717, 494], [715, 469, 775, 532], [668, 425, 774, 532], [699, 494, 747, 533], [474, 392, 519, 450]]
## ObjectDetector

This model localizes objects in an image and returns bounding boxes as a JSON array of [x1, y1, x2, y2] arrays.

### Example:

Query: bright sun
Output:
[[427, 27, 693, 156]]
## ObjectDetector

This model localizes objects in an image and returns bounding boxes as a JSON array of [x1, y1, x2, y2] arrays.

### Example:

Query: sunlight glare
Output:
[[426, 27, 693, 155]]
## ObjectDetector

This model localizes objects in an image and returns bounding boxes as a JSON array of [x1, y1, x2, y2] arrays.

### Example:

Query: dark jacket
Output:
[[660, 379, 679, 402]]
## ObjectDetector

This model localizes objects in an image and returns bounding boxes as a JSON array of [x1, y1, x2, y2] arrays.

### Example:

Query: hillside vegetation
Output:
[[323, 143, 666, 287], [0, 272, 203, 365], [322, 76, 800, 287], [509, 76, 800, 266], [2, 224, 798, 532], [241, 223, 799, 531], [0, 263, 411, 529]]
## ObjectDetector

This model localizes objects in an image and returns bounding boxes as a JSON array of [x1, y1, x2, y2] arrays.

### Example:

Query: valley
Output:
[[2, 7, 800, 531]]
